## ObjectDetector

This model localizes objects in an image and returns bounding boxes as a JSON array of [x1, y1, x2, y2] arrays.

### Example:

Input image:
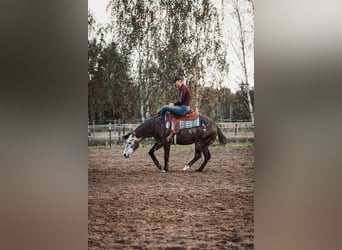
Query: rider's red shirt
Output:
[[174, 84, 191, 106]]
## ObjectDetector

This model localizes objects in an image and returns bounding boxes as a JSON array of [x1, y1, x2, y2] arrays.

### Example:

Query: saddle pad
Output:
[[180, 117, 200, 129], [165, 111, 201, 135]]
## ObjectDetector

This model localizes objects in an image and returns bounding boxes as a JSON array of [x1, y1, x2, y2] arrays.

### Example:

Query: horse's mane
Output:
[[135, 115, 161, 137]]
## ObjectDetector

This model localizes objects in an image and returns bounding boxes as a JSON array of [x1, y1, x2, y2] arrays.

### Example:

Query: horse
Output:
[[122, 114, 227, 172]]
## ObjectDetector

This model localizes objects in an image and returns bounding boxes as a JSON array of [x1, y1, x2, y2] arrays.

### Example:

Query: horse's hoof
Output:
[[160, 169, 166, 173], [182, 165, 190, 171]]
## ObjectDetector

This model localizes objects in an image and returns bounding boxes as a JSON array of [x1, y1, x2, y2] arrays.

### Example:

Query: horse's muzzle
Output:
[[123, 153, 129, 158]]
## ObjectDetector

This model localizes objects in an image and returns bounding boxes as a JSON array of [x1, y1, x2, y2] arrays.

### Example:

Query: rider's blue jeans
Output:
[[160, 105, 190, 121]]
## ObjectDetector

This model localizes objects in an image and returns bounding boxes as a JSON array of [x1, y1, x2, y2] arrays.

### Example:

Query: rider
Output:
[[159, 75, 191, 119]]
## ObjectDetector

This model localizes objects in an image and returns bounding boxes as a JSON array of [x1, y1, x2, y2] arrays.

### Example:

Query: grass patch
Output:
[[208, 141, 253, 148], [226, 141, 254, 148], [88, 145, 111, 150], [138, 138, 254, 149], [89, 140, 254, 150]]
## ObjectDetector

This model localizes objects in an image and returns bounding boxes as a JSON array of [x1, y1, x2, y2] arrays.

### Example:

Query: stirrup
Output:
[[166, 134, 173, 143]]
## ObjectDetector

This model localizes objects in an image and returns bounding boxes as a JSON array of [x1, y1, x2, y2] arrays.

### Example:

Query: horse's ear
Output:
[[122, 132, 132, 140]]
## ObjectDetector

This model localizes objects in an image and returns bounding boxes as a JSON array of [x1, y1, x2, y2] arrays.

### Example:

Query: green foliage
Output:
[[88, 1, 253, 123], [88, 14, 139, 123], [234, 84, 254, 120], [106, 0, 229, 120]]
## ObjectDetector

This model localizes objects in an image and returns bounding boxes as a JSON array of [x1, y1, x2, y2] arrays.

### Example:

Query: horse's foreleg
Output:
[[183, 143, 202, 171], [148, 143, 163, 171], [163, 143, 171, 172], [195, 146, 210, 172]]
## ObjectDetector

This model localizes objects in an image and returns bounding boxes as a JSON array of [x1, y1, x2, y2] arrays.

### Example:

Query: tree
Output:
[[229, 0, 254, 124], [89, 1, 256, 123], [197, 86, 250, 121], [107, 0, 228, 121], [88, 12, 139, 123], [234, 84, 254, 120]]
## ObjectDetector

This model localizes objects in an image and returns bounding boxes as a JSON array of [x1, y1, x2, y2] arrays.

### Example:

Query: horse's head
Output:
[[122, 132, 142, 158]]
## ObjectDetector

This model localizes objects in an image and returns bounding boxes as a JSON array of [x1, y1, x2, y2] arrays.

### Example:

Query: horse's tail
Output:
[[217, 126, 227, 145]]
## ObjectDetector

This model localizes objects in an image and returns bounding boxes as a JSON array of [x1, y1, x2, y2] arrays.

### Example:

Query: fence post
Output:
[[109, 123, 112, 147], [88, 119, 90, 141], [92, 120, 95, 136], [114, 119, 116, 144], [235, 123, 238, 136], [117, 118, 121, 144]]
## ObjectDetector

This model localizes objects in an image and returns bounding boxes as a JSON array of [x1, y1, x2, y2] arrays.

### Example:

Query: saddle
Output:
[[165, 110, 199, 143], [169, 110, 199, 121]]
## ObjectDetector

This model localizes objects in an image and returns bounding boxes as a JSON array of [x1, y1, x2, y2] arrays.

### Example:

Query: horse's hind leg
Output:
[[195, 146, 210, 172], [183, 143, 202, 171], [148, 142, 163, 170]]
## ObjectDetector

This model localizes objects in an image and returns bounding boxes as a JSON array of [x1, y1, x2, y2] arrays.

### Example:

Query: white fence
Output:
[[88, 121, 254, 146]]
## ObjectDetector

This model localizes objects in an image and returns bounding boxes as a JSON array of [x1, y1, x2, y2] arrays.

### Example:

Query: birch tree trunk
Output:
[[138, 47, 145, 122], [232, 0, 254, 125]]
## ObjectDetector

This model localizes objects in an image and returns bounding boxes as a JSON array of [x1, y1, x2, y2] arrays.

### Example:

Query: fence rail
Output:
[[88, 122, 254, 146]]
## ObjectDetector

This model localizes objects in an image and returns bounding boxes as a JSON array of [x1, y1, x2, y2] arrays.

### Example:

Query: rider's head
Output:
[[173, 75, 183, 87]]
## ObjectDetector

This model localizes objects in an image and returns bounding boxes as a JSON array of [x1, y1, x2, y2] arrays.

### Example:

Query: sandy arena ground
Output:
[[89, 145, 254, 249]]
